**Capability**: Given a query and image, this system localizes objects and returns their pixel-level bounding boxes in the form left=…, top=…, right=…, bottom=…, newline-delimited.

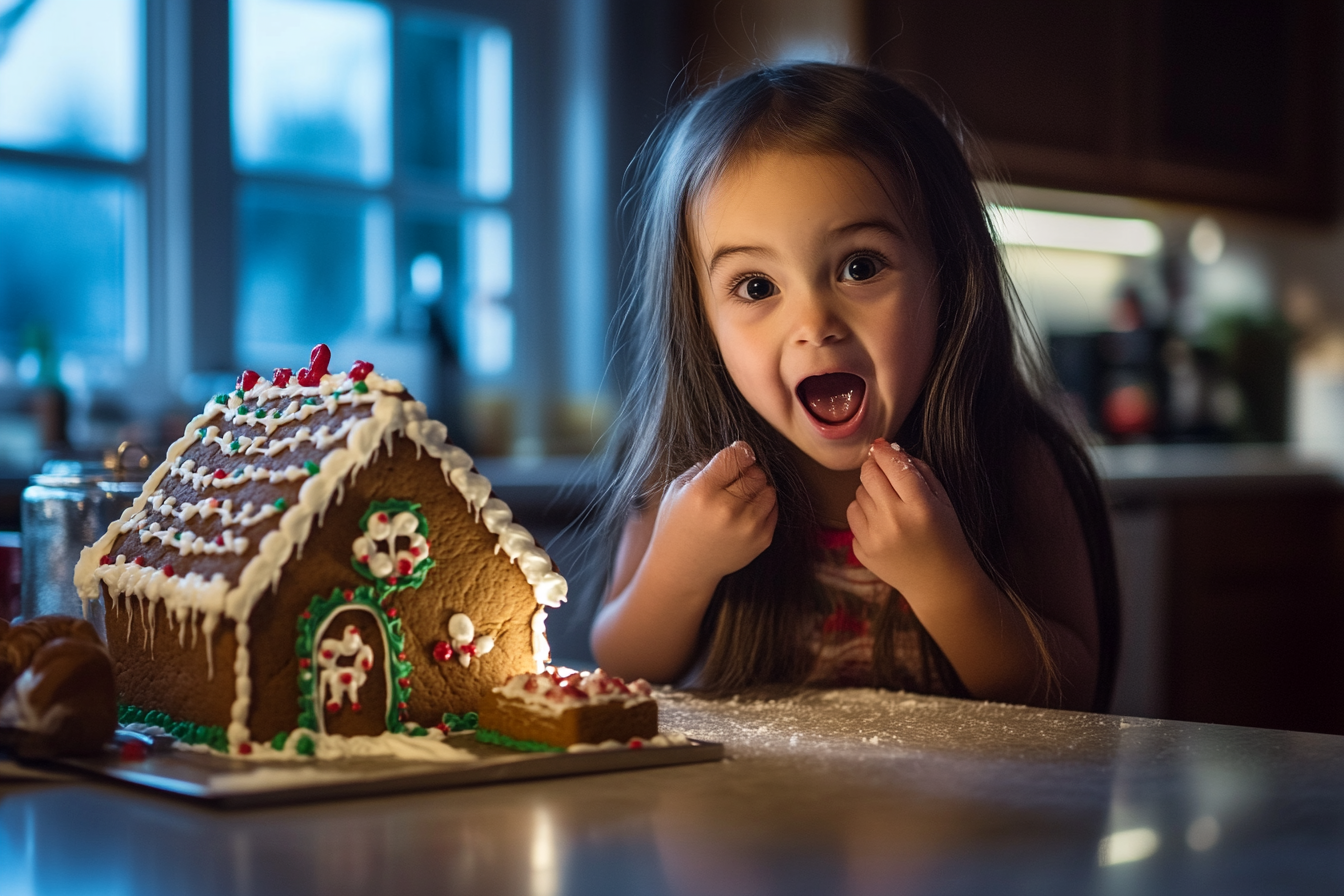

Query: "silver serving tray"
left=49, top=735, right=725, bottom=809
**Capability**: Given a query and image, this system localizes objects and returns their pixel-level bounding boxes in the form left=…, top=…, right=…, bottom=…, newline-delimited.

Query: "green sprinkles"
left=238, top=406, right=250, bottom=416
left=273, top=498, right=287, bottom=511
left=295, top=734, right=315, bottom=757
left=353, top=380, right=369, bottom=394
left=273, top=409, right=283, bottom=418
left=304, top=461, right=320, bottom=475
left=271, top=730, right=289, bottom=751
left=214, top=394, right=228, bottom=405
left=475, top=727, right=565, bottom=753
left=229, top=440, right=240, bottom=452
left=303, top=397, right=320, bottom=406
left=197, top=428, right=207, bottom=438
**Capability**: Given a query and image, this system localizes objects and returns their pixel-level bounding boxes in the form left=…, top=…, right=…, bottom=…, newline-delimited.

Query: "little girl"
left=590, top=63, right=1119, bottom=712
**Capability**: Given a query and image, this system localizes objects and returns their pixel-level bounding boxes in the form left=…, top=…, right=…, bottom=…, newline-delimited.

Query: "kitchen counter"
left=4, top=690, right=1344, bottom=895
left=1092, top=443, right=1343, bottom=501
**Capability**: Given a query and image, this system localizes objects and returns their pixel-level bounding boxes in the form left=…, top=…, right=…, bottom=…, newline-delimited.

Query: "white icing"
left=447, top=613, right=495, bottom=668
left=219, top=727, right=473, bottom=765
left=492, top=669, right=654, bottom=718
left=352, top=510, right=429, bottom=581
left=318, top=625, right=374, bottom=712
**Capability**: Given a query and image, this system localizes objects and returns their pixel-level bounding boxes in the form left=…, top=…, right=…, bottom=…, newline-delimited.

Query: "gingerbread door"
left=314, top=608, right=389, bottom=737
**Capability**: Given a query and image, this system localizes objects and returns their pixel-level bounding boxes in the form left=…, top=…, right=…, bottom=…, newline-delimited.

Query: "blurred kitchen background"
left=2, top=0, right=1343, bottom=733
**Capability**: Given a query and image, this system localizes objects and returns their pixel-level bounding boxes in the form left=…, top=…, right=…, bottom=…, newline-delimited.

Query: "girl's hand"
left=650, top=440, right=778, bottom=585
left=847, top=438, right=982, bottom=603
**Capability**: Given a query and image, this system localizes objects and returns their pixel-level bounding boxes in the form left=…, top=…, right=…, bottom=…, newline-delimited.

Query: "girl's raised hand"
left=847, top=438, right=981, bottom=603
left=650, top=440, right=778, bottom=585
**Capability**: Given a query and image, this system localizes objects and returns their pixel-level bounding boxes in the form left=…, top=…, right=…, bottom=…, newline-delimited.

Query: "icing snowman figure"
left=352, top=510, right=430, bottom=586
left=318, top=625, right=374, bottom=713
left=447, top=613, right=495, bottom=668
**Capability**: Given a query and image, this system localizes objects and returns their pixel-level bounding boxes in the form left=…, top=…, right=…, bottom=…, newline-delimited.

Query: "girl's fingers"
left=907, top=455, right=949, bottom=505
left=869, top=438, right=931, bottom=503
left=696, top=440, right=755, bottom=489
left=853, top=483, right=879, bottom=520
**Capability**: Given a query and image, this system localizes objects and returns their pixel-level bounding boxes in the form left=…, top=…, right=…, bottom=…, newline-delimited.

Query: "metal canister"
left=19, top=443, right=150, bottom=632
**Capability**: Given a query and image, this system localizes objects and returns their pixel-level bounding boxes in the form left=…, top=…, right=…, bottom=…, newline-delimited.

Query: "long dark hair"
left=595, top=63, right=1120, bottom=711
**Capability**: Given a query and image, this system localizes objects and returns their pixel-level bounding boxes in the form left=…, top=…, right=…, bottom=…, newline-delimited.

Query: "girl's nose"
left=791, top=287, right=850, bottom=346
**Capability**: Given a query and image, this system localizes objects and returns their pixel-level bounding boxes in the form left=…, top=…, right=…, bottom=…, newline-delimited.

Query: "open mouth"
left=797, top=373, right=867, bottom=426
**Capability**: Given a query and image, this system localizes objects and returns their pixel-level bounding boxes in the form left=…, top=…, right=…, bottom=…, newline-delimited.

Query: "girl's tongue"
left=798, top=373, right=866, bottom=424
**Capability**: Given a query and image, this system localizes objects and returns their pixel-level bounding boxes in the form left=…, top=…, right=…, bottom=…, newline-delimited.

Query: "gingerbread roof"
left=73, top=350, right=568, bottom=661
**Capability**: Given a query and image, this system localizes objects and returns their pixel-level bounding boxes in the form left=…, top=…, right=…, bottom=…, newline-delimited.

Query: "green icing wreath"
left=295, top=586, right=414, bottom=734
left=350, top=498, right=436, bottom=598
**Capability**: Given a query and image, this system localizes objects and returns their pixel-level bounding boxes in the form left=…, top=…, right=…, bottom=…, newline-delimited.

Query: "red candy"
left=299, top=657, right=311, bottom=668
left=213, top=469, right=225, bottom=479
left=630, top=738, right=644, bottom=750
left=398, top=677, right=410, bottom=688
left=340, top=672, right=352, bottom=684
left=321, top=649, right=333, bottom=659
left=327, top=701, right=341, bottom=712
left=133, top=556, right=144, bottom=566
left=361, top=658, right=372, bottom=670
left=238, top=742, right=253, bottom=755
left=397, top=558, right=412, bottom=575
left=432, top=641, right=453, bottom=662
left=272, top=367, right=292, bottom=387
left=119, top=740, right=149, bottom=761
left=351, top=703, right=362, bottom=712
left=343, top=589, right=354, bottom=601
left=237, top=369, right=260, bottom=391
left=350, top=359, right=374, bottom=381
left=215, top=536, right=224, bottom=546
left=99, top=554, right=110, bottom=565
left=297, top=344, right=331, bottom=387
left=163, top=565, right=175, bottom=578
left=386, top=607, right=398, bottom=618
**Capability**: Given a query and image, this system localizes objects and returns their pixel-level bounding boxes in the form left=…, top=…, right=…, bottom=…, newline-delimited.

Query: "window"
left=0, top=0, right=615, bottom=470
left=0, top=0, right=149, bottom=456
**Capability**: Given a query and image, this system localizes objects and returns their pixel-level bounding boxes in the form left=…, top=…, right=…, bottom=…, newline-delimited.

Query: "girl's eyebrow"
left=707, top=244, right=778, bottom=277
left=834, top=219, right=907, bottom=239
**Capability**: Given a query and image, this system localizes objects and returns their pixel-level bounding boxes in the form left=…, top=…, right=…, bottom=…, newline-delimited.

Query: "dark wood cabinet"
left=865, top=0, right=1339, bottom=220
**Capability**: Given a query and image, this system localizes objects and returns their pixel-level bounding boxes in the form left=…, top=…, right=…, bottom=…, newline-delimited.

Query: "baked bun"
left=0, top=617, right=117, bottom=757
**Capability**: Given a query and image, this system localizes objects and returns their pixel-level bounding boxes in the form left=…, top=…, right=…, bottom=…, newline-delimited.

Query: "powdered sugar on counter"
left=567, top=732, right=691, bottom=753
left=493, top=668, right=654, bottom=718
left=658, top=687, right=1138, bottom=766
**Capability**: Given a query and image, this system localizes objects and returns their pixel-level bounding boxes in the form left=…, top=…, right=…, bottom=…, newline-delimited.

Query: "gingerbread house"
left=74, top=345, right=566, bottom=753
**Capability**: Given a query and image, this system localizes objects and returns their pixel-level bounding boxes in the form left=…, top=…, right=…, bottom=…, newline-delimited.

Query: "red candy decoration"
left=99, top=554, right=110, bottom=565
left=386, top=576, right=398, bottom=586
left=461, top=643, right=477, bottom=657
left=630, top=738, right=644, bottom=750
left=340, top=672, right=353, bottom=684
left=120, top=740, right=149, bottom=761
left=213, top=469, right=226, bottom=479
left=343, top=589, right=354, bottom=601
left=398, top=677, right=410, bottom=688
left=215, top=536, right=224, bottom=546
left=297, top=344, right=331, bottom=387
left=238, top=742, right=253, bottom=755
left=272, top=367, right=292, bottom=387
left=350, top=359, right=374, bottom=381
left=432, top=641, right=453, bottom=662
left=299, top=657, right=311, bottom=668
left=237, top=369, right=260, bottom=391
left=133, top=556, right=144, bottom=566
left=387, top=607, right=398, bottom=618
left=321, top=649, right=333, bottom=659
left=397, top=558, right=412, bottom=575
left=163, top=565, right=175, bottom=578
left=352, top=703, right=362, bottom=713
left=397, top=652, right=407, bottom=661
left=327, top=701, right=341, bottom=712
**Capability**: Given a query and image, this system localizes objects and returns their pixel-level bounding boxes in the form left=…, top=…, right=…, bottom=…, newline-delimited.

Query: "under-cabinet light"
left=989, top=206, right=1164, bottom=257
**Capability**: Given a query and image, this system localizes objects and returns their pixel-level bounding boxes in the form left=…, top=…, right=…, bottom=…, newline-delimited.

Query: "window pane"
left=398, top=14, right=511, bottom=198
left=232, top=0, right=391, bottom=185
left=0, top=0, right=144, bottom=161
left=235, top=185, right=388, bottom=368
left=0, top=165, right=144, bottom=382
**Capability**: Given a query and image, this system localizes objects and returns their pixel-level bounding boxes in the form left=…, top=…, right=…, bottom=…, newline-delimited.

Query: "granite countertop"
left=4, top=691, right=1344, bottom=895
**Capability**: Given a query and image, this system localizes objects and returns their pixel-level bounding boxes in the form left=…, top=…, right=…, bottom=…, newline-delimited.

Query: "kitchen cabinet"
left=1103, top=445, right=1344, bottom=734
left=865, top=0, right=1339, bottom=220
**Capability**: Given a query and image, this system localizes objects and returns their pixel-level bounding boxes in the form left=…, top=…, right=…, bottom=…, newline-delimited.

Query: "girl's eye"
left=734, top=276, right=777, bottom=301
left=842, top=255, right=883, bottom=282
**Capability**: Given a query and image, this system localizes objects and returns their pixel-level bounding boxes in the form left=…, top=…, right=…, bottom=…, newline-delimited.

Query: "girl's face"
left=691, top=151, right=940, bottom=472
